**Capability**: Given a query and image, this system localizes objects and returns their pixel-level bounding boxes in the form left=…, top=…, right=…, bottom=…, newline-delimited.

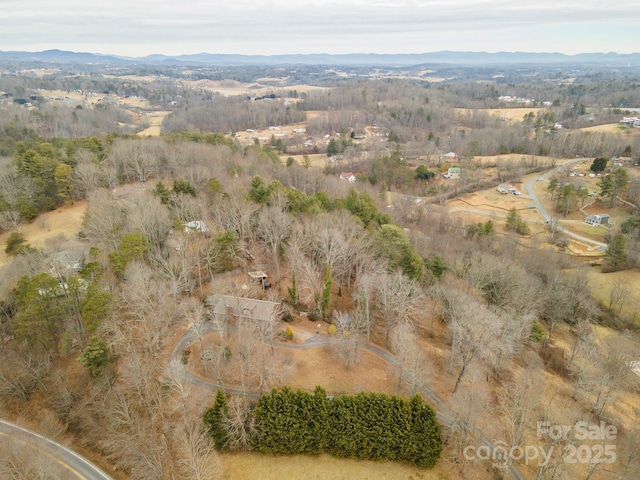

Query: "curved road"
left=0, top=420, right=113, bottom=480
left=174, top=323, right=525, bottom=480
left=524, top=159, right=607, bottom=250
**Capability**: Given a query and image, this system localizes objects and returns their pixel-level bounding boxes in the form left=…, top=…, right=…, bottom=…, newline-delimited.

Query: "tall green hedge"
left=248, top=386, right=441, bottom=468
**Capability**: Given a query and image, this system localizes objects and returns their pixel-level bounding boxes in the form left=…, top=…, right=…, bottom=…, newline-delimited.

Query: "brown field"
left=455, top=107, right=544, bottom=120
left=137, top=110, right=170, bottom=137
left=0, top=201, right=87, bottom=269
left=181, top=79, right=327, bottom=97
left=580, top=123, right=640, bottom=136
left=586, top=268, right=640, bottom=325
left=102, top=74, right=159, bottom=83
left=188, top=318, right=397, bottom=396
left=220, top=451, right=449, bottom=480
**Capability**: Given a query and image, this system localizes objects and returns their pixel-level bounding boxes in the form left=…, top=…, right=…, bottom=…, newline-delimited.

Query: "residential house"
left=440, top=152, right=458, bottom=162
left=497, top=183, right=516, bottom=194
left=206, top=295, right=281, bottom=326
left=445, top=166, right=461, bottom=179
left=339, top=172, right=357, bottom=183
left=585, top=214, right=610, bottom=226
left=621, top=116, right=640, bottom=127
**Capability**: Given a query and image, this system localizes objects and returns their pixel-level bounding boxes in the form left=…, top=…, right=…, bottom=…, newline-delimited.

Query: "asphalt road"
left=0, top=420, right=113, bottom=480
left=524, top=159, right=607, bottom=250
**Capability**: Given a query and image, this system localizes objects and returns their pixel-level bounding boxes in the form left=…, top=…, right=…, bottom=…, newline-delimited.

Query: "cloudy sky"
left=1, top=0, right=639, bottom=57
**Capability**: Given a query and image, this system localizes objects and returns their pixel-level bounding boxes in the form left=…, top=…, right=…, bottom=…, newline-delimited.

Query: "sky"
left=1, top=0, right=639, bottom=57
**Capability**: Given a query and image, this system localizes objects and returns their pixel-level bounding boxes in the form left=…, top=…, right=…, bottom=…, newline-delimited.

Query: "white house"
left=339, top=172, right=357, bottom=183
left=440, top=152, right=458, bottom=162
left=498, top=183, right=517, bottom=194
left=585, top=214, right=610, bottom=226
left=446, top=166, right=461, bottom=179
left=621, top=117, right=640, bottom=127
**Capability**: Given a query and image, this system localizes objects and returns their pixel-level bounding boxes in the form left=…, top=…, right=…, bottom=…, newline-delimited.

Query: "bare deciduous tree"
left=332, top=310, right=360, bottom=369
left=441, top=289, right=501, bottom=392
left=176, top=419, right=222, bottom=480
left=376, top=270, right=424, bottom=348
left=391, top=322, right=430, bottom=394
left=257, top=206, right=292, bottom=283
left=497, top=353, right=543, bottom=479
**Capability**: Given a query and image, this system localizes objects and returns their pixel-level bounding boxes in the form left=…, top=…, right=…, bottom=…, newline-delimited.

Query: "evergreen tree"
left=251, top=387, right=442, bottom=467
left=203, top=389, right=230, bottom=450
left=172, top=178, right=197, bottom=196
left=590, top=157, right=607, bottom=172
left=108, top=232, right=151, bottom=278
left=604, top=233, right=628, bottom=271
left=249, top=176, right=270, bottom=204
left=153, top=181, right=171, bottom=204
left=4, top=231, right=29, bottom=255
left=14, top=273, right=71, bottom=354
left=288, top=272, right=298, bottom=306
left=78, top=337, right=109, bottom=377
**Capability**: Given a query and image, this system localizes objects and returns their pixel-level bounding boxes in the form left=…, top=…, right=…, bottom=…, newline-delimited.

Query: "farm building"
left=206, top=295, right=281, bottom=326
left=585, top=214, right=610, bottom=226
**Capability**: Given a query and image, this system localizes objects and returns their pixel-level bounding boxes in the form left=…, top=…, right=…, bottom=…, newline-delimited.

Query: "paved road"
left=524, top=159, right=607, bottom=250
left=0, top=420, right=113, bottom=480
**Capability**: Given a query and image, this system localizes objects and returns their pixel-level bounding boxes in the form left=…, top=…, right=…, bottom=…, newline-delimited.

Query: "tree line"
left=204, top=387, right=442, bottom=468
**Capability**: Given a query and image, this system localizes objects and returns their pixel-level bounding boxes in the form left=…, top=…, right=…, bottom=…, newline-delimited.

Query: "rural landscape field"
left=0, top=51, right=639, bottom=480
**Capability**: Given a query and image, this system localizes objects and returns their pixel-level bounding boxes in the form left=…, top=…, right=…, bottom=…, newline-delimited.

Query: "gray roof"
left=206, top=295, right=280, bottom=323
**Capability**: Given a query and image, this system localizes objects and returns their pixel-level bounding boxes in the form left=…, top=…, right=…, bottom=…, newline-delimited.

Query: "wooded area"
left=0, top=60, right=639, bottom=480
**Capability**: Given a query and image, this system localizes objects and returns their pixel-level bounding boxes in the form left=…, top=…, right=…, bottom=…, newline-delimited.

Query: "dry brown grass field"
left=0, top=201, right=87, bottom=269
left=220, top=451, right=450, bottom=480
left=182, top=79, right=327, bottom=97
left=136, top=110, right=170, bottom=137
left=586, top=269, right=640, bottom=325
left=580, top=123, right=640, bottom=136
left=455, top=107, right=544, bottom=121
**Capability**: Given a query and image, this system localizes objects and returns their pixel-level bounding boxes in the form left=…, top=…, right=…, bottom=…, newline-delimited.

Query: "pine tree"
left=288, top=272, right=298, bottom=306
left=203, top=389, right=230, bottom=450
left=78, top=337, right=109, bottom=377
left=604, top=233, right=628, bottom=271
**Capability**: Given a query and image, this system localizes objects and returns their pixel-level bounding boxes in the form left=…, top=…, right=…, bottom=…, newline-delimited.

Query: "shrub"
left=285, top=326, right=294, bottom=341
left=531, top=321, right=545, bottom=343
left=5, top=232, right=28, bottom=255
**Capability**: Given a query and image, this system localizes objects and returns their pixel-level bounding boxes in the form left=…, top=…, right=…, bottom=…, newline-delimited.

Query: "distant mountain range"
left=1, top=49, right=639, bottom=67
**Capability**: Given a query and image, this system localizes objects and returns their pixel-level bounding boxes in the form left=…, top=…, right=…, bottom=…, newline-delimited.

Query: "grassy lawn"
left=586, top=268, right=640, bottom=326
left=564, top=221, right=609, bottom=243
left=219, top=452, right=449, bottom=480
